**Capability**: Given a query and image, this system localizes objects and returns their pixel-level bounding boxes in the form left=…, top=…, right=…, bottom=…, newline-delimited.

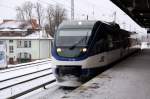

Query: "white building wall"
left=39, top=39, right=51, bottom=59
left=31, top=39, right=51, bottom=59
left=13, top=40, right=17, bottom=62
left=31, top=40, right=40, bottom=59
left=5, top=40, right=17, bottom=62
left=4, top=39, right=51, bottom=63
left=15, top=41, right=32, bottom=59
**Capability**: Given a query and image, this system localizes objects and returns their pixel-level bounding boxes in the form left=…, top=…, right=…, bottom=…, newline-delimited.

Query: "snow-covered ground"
left=0, top=59, right=54, bottom=99
left=26, top=85, right=75, bottom=99
left=0, top=62, right=51, bottom=81
left=8, top=58, right=51, bottom=68
left=0, top=74, right=55, bottom=99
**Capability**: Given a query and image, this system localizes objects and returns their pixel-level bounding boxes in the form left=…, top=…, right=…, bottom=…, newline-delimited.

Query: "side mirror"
left=147, top=28, right=150, bottom=34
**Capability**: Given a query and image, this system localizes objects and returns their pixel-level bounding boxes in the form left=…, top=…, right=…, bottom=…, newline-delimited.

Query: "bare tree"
left=46, top=5, right=55, bottom=36
left=46, top=5, right=67, bottom=37
left=16, top=6, right=25, bottom=20
left=35, top=2, right=44, bottom=28
left=16, top=2, right=67, bottom=37
left=23, top=1, right=34, bottom=23
left=16, top=1, right=34, bottom=22
left=54, top=5, right=66, bottom=29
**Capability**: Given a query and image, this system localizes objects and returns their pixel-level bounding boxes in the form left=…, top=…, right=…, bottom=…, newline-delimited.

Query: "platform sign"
left=0, top=41, right=7, bottom=68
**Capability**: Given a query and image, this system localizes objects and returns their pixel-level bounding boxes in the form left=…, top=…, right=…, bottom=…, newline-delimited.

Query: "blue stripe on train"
left=81, top=66, right=107, bottom=77
left=51, top=48, right=89, bottom=61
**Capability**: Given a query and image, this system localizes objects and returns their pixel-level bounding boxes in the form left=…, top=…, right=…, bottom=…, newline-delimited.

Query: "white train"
left=51, top=20, right=140, bottom=87
left=0, top=41, right=7, bottom=68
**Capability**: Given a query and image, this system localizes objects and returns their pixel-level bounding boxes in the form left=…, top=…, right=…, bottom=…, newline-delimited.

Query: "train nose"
left=54, top=65, right=82, bottom=76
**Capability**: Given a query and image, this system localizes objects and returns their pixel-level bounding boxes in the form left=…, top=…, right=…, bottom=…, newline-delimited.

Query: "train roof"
left=58, top=20, right=96, bottom=29
left=58, top=20, right=119, bottom=29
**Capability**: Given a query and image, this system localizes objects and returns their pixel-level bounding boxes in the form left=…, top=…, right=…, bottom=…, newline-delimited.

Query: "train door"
left=107, top=33, right=121, bottom=64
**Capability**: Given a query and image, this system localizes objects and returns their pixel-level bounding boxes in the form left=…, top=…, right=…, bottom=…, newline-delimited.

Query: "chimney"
left=0, top=19, right=3, bottom=24
left=30, top=19, right=39, bottom=29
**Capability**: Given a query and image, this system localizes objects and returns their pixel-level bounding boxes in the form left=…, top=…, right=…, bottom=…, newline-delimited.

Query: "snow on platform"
left=58, top=49, right=150, bottom=99
left=25, top=84, right=73, bottom=99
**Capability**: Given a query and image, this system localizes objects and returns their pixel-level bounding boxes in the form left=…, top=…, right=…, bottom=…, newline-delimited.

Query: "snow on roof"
left=0, top=20, right=3, bottom=24
left=0, top=20, right=32, bottom=29
left=0, top=30, right=53, bottom=40
left=0, top=28, right=27, bottom=32
left=0, top=21, right=22, bottom=29
left=25, top=30, right=53, bottom=39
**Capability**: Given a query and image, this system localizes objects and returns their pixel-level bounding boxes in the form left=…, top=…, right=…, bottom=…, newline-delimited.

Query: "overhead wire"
left=38, top=0, right=88, bottom=20
left=47, top=0, right=88, bottom=13
left=0, top=0, right=99, bottom=20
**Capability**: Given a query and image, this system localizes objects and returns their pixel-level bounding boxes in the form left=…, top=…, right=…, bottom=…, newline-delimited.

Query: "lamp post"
left=71, top=0, right=74, bottom=20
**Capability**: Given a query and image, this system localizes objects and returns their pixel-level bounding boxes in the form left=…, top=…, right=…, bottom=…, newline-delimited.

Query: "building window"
left=24, top=41, right=31, bottom=48
left=17, top=40, right=22, bottom=48
left=24, top=41, right=28, bottom=47
left=19, top=53, right=22, bottom=58
left=24, top=53, right=28, bottom=59
left=9, top=40, right=13, bottom=43
left=0, top=41, right=3, bottom=44
left=29, top=41, right=31, bottom=47
left=17, top=40, right=31, bottom=48
left=9, top=46, right=14, bottom=53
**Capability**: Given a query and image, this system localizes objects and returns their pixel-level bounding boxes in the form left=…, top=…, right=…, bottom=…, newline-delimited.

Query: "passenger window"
left=91, top=38, right=107, bottom=55
left=107, top=35, right=113, bottom=50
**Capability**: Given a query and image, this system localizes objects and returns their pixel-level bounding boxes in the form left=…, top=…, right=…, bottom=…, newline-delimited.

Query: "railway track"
left=0, top=59, right=51, bottom=74
left=0, top=60, right=56, bottom=99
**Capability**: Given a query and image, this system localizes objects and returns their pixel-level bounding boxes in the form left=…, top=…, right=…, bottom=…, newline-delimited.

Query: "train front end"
left=52, top=21, right=95, bottom=87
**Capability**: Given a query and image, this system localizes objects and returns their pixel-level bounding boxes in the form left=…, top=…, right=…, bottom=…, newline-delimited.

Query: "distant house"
left=0, top=19, right=53, bottom=64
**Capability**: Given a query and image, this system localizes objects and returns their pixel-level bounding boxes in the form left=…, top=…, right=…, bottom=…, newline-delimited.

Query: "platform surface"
left=60, top=49, right=150, bottom=99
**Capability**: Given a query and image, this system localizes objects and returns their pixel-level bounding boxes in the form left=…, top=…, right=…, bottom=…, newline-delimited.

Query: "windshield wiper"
left=69, top=32, right=89, bottom=50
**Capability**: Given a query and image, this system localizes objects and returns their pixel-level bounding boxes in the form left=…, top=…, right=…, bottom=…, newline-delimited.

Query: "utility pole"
left=92, top=6, right=95, bottom=19
left=71, top=0, right=74, bottom=20
left=87, top=15, right=89, bottom=20
left=122, top=22, right=126, bottom=29
left=113, top=11, right=116, bottom=23
left=130, top=24, right=132, bottom=31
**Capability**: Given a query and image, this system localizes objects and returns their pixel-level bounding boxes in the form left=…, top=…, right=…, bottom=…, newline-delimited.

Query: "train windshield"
left=56, top=29, right=92, bottom=47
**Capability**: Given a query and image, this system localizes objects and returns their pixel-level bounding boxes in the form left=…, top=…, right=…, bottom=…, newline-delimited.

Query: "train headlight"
left=78, top=21, right=82, bottom=25
left=57, top=48, right=62, bottom=52
left=82, top=48, right=87, bottom=52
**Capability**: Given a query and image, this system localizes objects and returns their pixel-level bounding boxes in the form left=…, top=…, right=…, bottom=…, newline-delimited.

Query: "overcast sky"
left=0, top=0, right=147, bottom=34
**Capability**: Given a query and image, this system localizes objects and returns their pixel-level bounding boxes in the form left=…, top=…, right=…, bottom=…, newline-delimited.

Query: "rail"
left=0, top=59, right=55, bottom=99
left=0, top=60, right=51, bottom=74
left=7, top=79, right=56, bottom=99
left=0, top=73, right=52, bottom=90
